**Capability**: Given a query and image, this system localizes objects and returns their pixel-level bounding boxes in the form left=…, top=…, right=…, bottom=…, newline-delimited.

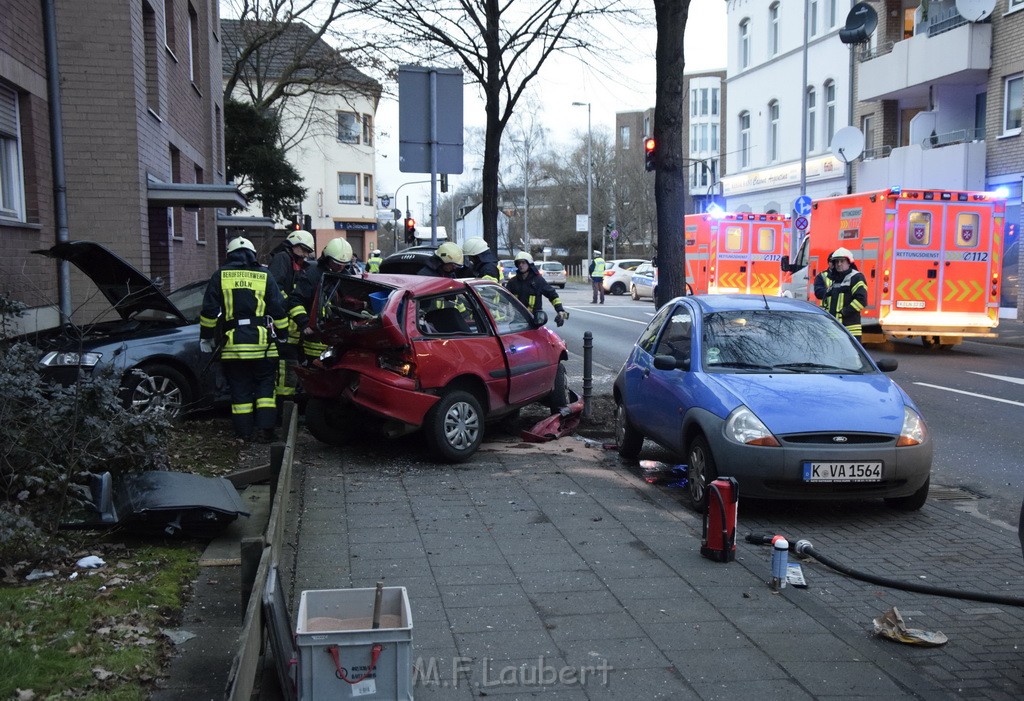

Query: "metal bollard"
left=582, top=331, right=593, bottom=418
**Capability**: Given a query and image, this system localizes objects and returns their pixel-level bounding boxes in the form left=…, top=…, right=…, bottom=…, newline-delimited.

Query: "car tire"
left=630, top=285, right=639, bottom=301
left=610, top=281, right=627, bottom=295
left=884, top=477, right=929, bottom=511
left=558, top=283, right=566, bottom=289
left=121, top=363, right=192, bottom=418
left=547, top=361, right=569, bottom=411
left=423, top=389, right=484, bottom=463
left=615, top=401, right=644, bottom=459
left=686, top=434, right=718, bottom=513
left=304, top=397, right=355, bottom=446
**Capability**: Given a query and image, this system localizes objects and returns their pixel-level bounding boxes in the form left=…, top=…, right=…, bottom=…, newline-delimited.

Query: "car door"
left=622, top=303, right=677, bottom=438
left=640, top=304, right=695, bottom=451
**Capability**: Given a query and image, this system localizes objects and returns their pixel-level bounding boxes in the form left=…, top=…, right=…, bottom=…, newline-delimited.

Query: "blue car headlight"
left=897, top=406, right=927, bottom=447
left=724, top=405, right=780, bottom=447
left=40, top=351, right=102, bottom=368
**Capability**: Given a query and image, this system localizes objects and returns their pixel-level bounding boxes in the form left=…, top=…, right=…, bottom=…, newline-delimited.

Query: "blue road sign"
left=794, top=195, right=812, bottom=217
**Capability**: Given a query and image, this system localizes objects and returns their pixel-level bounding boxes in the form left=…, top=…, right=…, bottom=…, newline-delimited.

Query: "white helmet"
left=227, top=237, right=256, bottom=254
left=462, top=237, right=489, bottom=257
left=829, top=247, right=853, bottom=262
left=513, top=250, right=534, bottom=265
left=371, top=249, right=382, bottom=256
left=323, top=237, right=354, bottom=264
left=286, top=230, right=315, bottom=253
left=593, top=250, right=602, bottom=257
left=436, top=242, right=464, bottom=265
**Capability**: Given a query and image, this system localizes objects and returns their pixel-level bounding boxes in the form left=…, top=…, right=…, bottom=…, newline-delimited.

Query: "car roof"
left=355, top=273, right=480, bottom=296
left=681, top=293, right=824, bottom=315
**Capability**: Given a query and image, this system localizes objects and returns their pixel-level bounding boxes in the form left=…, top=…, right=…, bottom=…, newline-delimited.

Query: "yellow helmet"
left=323, top=238, right=353, bottom=264
left=513, top=250, right=534, bottom=265
left=829, top=247, right=854, bottom=262
left=227, top=237, right=256, bottom=254
left=436, top=242, right=464, bottom=265
left=462, top=237, right=489, bottom=257
left=286, top=230, right=315, bottom=253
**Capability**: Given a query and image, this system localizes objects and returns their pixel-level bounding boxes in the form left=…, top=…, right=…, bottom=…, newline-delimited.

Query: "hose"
left=745, top=533, right=1024, bottom=607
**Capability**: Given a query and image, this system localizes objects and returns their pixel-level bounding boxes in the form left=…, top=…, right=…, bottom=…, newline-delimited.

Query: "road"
left=548, top=281, right=1024, bottom=528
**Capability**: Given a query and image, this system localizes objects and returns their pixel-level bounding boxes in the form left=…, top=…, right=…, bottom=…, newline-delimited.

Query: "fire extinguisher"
left=700, top=477, right=739, bottom=562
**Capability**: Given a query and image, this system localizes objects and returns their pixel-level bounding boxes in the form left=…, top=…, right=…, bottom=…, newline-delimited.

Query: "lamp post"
left=572, top=101, right=593, bottom=263
left=512, top=139, right=530, bottom=252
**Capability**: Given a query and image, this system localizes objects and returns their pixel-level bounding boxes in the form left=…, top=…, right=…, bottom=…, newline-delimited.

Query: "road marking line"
left=913, top=382, right=1024, bottom=407
left=967, top=371, right=1024, bottom=386
left=564, top=307, right=648, bottom=325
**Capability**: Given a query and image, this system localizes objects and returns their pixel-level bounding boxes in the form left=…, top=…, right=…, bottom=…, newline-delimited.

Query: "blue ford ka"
left=613, top=295, right=932, bottom=512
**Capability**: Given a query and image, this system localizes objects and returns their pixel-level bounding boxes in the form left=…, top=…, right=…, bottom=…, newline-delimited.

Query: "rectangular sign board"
left=398, top=65, right=464, bottom=174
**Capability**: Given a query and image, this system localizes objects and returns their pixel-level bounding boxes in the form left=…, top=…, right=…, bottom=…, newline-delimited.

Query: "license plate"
left=803, top=461, right=882, bottom=482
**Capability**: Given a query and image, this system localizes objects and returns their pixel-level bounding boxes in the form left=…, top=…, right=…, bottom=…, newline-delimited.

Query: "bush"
left=0, top=330, right=173, bottom=565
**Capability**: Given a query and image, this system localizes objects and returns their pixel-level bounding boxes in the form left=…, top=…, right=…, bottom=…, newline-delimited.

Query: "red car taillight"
left=378, top=351, right=415, bottom=377
left=603, top=270, right=615, bottom=277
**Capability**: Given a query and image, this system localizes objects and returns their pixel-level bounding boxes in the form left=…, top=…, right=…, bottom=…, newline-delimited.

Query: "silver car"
left=537, top=261, right=567, bottom=289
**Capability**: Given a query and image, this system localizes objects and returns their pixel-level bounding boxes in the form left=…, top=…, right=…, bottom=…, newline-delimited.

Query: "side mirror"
left=876, top=358, right=898, bottom=372
left=534, top=311, right=548, bottom=327
left=780, top=255, right=791, bottom=273
left=653, top=354, right=689, bottom=372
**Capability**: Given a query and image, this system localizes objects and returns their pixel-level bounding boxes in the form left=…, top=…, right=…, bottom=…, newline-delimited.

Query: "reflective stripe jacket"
left=589, top=257, right=606, bottom=278
left=506, top=267, right=565, bottom=315
left=366, top=255, right=383, bottom=273
left=200, top=259, right=288, bottom=360
left=814, top=266, right=868, bottom=336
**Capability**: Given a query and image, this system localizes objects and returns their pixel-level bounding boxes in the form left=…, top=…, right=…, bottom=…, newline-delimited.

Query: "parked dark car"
left=614, top=294, right=932, bottom=512
left=296, top=272, right=568, bottom=462
left=13, top=241, right=225, bottom=417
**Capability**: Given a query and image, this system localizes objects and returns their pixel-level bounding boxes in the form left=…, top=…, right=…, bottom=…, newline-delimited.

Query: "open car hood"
left=34, top=241, right=188, bottom=323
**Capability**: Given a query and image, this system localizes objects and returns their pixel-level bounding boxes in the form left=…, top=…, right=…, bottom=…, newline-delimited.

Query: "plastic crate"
left=295, top=586, right=413, bottom=700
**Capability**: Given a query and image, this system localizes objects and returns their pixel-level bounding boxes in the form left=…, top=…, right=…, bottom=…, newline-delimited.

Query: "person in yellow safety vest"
left=199, top=237, right=289, bottom=443
left=506, top=251, right=568, bottom=327
left=814, top=246, right=868, bottom=339
left=366, top=249, right=384, bottom=273
left=288, top=238, right=358, bottom=364
left=589, top=250, right=606, bottom=304
left=461, top=237, right=500, bottom=282
left=268, top=230, right=315, bottom=401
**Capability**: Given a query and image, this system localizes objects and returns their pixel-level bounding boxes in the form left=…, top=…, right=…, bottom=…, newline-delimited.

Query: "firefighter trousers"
left=224, top=358, right=277, bottom=439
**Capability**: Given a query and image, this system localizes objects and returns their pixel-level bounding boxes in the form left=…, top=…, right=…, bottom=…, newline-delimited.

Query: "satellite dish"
left=956, top=0, right=995, bottom=21
left=831, top=126, right=865, bottom=163
left=839, top=2, right=878, bottom=44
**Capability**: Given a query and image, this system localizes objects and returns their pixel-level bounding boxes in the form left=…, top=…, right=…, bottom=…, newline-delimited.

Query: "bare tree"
left=652, top=0, right=690, bottom=306
left=352, top=0, right=639, bottom=250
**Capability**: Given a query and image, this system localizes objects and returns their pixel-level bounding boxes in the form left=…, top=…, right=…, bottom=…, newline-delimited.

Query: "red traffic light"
left=404, top=217, right=416, bottom=231
left=644, top=137, right=656, bottom=172
left=644, top=137, right=656, bottom=153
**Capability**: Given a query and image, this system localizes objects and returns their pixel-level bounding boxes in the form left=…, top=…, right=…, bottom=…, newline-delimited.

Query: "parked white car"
left=537, top=261, right=567, bottom=289
left=601, top=258, right=649, bottom=295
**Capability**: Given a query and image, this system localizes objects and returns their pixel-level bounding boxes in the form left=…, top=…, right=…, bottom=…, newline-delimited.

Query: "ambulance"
left=684, top=212, right=791, bottom=295
left=781, top=188, right=1004, bottom=348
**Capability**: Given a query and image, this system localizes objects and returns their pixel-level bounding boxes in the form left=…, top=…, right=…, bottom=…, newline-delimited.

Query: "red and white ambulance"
left=684, top=212, right=791, bottom=295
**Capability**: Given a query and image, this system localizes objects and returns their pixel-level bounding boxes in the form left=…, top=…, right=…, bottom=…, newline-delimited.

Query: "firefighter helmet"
left=323, top=237, right=353, bottom=264
left=435, top=242, right=464, bottom=265
left=513, top=250, right=534, bottom=265
left=227, top=237, right=256, bottom=254
left=286, top=230, right=315, bottom=253
left=462, top=237, right=489, bottom=257
left=829, top=247, right=853, bottom=263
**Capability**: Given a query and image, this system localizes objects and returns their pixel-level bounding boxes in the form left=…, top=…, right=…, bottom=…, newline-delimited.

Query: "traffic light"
left=404, top=217, right=416, bottom=244
left=303, top=214, right=313, bottom=232
left=644, top=137, right=656, bottom=172
left=290, top=215, right=301, bottom=230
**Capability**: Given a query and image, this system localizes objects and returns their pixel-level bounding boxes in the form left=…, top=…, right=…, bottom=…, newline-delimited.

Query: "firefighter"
left=417, top=241, right=464, bottom=278
left=199, top=237, right=289, bottom=442
left=589, top=250, right=607, bottom=304
left=814, top=246, right=868, bottom=338
left=506, top=251, right=568, bottom=327
left=461, top=237, right=500, bottom=282
left=267, top=230, right=315, bottom=402
left=366, top=249, right=384, bottom=273
left=288, top=237, right=358, bottom=364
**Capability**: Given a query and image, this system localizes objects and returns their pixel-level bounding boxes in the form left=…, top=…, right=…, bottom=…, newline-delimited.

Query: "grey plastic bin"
left=296, top=586, right=413, bottom=700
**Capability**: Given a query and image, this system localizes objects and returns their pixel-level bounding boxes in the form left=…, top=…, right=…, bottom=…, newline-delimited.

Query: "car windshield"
left=543, top=263, right=564, bottom=271
left=701, top=310, right=872, bottom=374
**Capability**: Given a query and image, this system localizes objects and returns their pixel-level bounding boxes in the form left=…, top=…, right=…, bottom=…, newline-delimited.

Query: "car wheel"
left=630, top=285, right=639, bottom=301
left=304, top=397, right=355, bottom=446
left=122, top=363, right=192, bottom=418
left=610, top=281, right=627, bottom=295
left=558, top=283, right=566, bottom=289
left=686, top=435, right=718, bottom=513
left=547, top=361, right=569, bottom=410
left=615, top=401, right=644, bottom=459
left=424, top=389, right=483, bottom=462
left=884, top=477, right=929, bottom=511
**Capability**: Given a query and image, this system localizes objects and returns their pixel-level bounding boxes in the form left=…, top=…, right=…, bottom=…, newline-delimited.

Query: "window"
left=806, top=87, right=817, bottom=153
left=769, top=3, right=780, bottom=56
left=768, top=100, right=780, bottom=163
left=418, top=294, right=483, bottom=335
left=711, top=124, right=719, bottom=151
left=691, top=90, right=697, bottom=117
left=187, top=3, right=198, bottom=84
left=362, top=114, right=373, bottom=146
left=809, top=0, right=819, bottom=37
left=757, top=227, right=776, bottom=253
left=0, top=84, right=25, bottom=221
left=637, top=304, right=674, bottom=354
left=363, top=174, right=372, bottom=204
left=739, top=19, right=750, bottom=69
left=711, top=88, right=719, bottom=116
left=825, top=80, right=836, bottom=146
left=956, top=213, right=980, bottom=248
left=724, top=225, right=744, bottom=252
left=143, top=1, right=160, bottom=114
left=1004, top=74, right=1022, bottom=134
left=620, top=125, right=631, bottom=149
left=477, top=286, right=530, bottom=336
left=337, top=112, right=359, bottom=143
left=700, top=124, right=708, bottom=152
left=690, top=125, right=698, bottom=153
left=861, top=115, right=874, bottom=154
left=825, top=0, right=837, bottom=28
left=194, top=164, right=205, bottom=243
left=654, top=308, right=693, bottom=365
left=1011, top=0, right=1024, bottom=13
left=338, top=172, right=359, bottom=204
left=163, top=0, right=176, bottom=52
left=700, top=88, right=709, bottom=116
left=907, top=212, right=931, bottom=247
left=739, top=111, right=751, bottom=168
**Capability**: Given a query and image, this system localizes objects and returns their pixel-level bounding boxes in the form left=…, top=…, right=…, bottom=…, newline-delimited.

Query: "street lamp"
left=512, top=139, right=530, bottom=252
left=572, top=101, right=592, bottom=263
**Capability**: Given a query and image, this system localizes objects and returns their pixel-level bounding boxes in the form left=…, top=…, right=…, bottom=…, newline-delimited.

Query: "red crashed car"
left=296, top=272, right=568, bottom=462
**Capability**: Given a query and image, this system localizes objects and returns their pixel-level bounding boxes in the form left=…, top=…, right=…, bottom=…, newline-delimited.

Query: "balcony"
left=857, top=137, right=987, bottom=192
left=858, top=22, right=991, bottom=102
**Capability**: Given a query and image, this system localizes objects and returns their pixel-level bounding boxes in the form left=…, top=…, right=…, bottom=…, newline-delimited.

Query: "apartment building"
left=1, top=0, right=238, bottom=329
